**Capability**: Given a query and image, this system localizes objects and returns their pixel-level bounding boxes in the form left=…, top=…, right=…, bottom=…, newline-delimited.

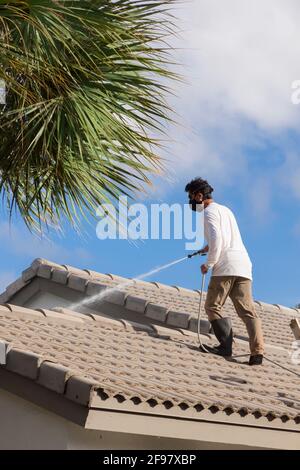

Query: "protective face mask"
left=189, top=198, right=204, bottom=213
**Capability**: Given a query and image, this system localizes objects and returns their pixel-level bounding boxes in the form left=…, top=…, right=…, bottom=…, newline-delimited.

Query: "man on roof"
left=186, top=177, right=265, bottom=366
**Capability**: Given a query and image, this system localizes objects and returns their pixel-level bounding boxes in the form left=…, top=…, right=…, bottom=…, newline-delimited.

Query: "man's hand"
left=201, top=264, right=209, bottom=274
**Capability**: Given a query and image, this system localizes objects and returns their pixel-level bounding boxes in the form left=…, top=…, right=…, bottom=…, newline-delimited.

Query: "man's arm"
left=201, top=211, right=222, bottom=273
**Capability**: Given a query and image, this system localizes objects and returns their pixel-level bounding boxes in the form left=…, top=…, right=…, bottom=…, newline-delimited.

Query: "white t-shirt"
left=204, top=202, right=252, bottom=280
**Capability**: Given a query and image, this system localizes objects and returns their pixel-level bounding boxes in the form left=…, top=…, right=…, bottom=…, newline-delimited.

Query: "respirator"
left=189, top=198, right=204, bottom=213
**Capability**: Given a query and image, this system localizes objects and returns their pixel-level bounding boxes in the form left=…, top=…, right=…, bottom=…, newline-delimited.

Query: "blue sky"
left=2, top=0, right=300, bottom=308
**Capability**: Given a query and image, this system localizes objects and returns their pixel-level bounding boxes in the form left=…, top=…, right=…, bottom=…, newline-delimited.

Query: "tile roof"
left=2, top=258, right=299, bottom=350
left=0, top=259, right=299, bottom=429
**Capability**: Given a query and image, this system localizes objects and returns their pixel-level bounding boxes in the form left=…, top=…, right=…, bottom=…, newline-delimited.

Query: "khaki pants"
left=205, top=276, right=264, bottom=355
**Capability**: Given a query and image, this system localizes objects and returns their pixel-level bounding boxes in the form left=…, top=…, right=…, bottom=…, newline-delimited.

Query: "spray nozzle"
left=187, top=250, right=207, bottom=259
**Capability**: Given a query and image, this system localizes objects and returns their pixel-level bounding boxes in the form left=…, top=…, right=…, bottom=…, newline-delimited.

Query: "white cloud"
left=172, top=0, right=300, bottom=128
left=155, top=0, right=300, bottom=208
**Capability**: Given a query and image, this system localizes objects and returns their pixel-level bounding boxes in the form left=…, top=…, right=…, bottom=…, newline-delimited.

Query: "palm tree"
left=0, top=0, right=178, bottom=231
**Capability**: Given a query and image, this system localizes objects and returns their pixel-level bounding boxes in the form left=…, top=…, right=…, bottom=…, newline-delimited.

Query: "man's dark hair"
left=185, top=178, right=214, bottom=199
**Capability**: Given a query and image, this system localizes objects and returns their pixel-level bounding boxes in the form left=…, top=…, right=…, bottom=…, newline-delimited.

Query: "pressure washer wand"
left=187, top=250, right=207, bottom=259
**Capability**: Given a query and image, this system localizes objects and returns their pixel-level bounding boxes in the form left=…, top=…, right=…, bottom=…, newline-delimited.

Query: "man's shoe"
left=249, top=354, right=263, bottom=366
left=200, top=318, right=233, bottom=357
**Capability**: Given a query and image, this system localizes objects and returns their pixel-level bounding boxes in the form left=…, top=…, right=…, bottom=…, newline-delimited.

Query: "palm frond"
left=0, top=0, right=179, bottom=231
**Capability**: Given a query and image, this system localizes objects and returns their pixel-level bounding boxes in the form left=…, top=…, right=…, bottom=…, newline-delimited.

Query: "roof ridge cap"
left=256, top=300, right=300, bottom=315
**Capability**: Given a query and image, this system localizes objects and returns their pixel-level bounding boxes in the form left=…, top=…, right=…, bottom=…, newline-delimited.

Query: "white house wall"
left=0, top=388, right=260, bottom=449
